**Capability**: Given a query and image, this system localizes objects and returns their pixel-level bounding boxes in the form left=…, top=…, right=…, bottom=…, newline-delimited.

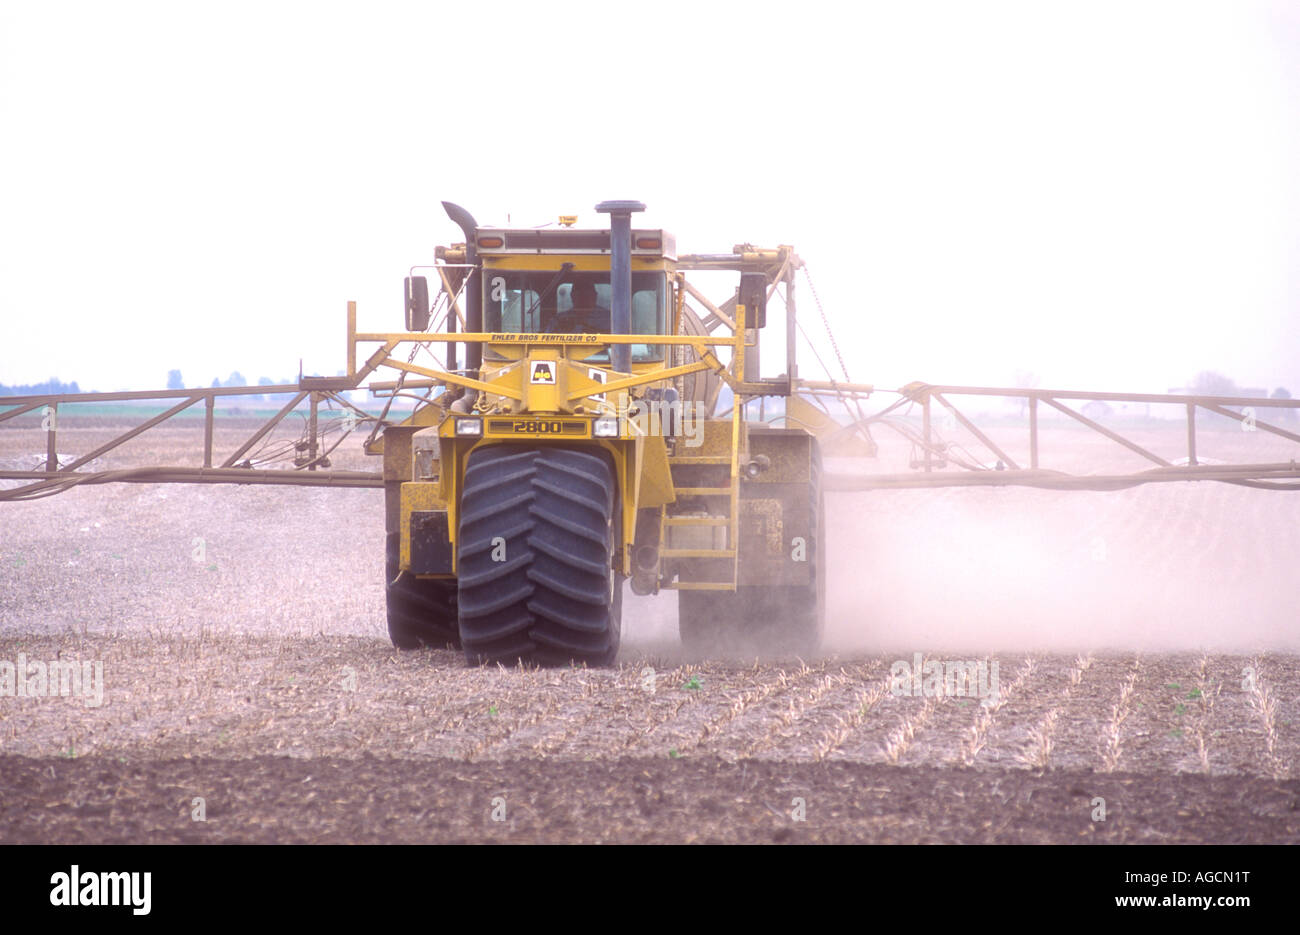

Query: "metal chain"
left=802, top=266, right=851, bottom=382
left=796, top=264, right=877, bottom=437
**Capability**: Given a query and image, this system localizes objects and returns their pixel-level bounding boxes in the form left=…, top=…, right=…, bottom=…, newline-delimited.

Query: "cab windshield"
left=483, top=270, right=666, bottom=363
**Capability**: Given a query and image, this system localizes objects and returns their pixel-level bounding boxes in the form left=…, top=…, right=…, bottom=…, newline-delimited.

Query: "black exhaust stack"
left=595, top=200, right=645, bottom=373
left=442, top=201, right=482, bottom=378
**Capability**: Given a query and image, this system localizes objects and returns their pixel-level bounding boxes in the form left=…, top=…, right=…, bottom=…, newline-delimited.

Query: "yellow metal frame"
left=657, top=303, right=746, bottom=591
left=358, top=242, right=775, bottom=595
left=348, top=329, right=750, bottom=401
left=366, top=284, right=753, bottom=588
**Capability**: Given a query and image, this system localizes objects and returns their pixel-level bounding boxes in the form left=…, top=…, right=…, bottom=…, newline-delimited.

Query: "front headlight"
left=593, top=415, right=619, bottom=438
left=454, top=418, right=482, bottom=437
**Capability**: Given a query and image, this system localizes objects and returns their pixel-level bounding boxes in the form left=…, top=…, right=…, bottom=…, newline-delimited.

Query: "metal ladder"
left=659, top=397, right=742, bottom=591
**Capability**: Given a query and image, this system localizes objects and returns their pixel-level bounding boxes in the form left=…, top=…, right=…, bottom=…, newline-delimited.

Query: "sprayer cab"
left=474, top=220, right=673, bottom=365
left=409, top=204, right=680, bottom=381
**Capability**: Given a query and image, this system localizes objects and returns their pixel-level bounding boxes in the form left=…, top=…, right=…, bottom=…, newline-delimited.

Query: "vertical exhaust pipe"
left=441, top=201, right=482, bottom=378
left=595, top=200, right=645, bottom=374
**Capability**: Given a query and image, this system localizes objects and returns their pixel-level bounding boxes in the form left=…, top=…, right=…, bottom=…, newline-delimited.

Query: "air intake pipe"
left=441, top=201, right=482, bottom=378
left=595, top=200, right=645, bottom=374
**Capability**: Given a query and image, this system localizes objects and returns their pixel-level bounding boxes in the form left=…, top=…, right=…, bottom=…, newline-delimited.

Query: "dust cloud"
left=825, top=481, right=1300, bottom=656
left=624, top=465, right=1300, bottom=660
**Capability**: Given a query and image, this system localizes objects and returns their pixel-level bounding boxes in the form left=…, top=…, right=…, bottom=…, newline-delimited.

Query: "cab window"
left=483, top=271, right=666, bottom=362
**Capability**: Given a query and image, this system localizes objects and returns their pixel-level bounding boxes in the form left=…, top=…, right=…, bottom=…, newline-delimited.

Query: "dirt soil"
left=1, top=419, right=1297, bottom=843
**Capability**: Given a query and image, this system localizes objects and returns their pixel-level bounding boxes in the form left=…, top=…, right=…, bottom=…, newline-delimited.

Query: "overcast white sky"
left=1, top=0, right=1297, bottom=397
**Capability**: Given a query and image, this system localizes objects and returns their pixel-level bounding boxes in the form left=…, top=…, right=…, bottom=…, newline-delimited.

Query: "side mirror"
left=738, top=272, right=767, bottom=328
left=405, top=276, right=430, bottom=331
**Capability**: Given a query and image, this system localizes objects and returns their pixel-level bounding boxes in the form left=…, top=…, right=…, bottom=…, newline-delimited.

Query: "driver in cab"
left=550, top=281, right=609, bottom=333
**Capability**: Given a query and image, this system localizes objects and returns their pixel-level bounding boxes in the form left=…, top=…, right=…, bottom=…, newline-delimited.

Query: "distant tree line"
left=1188, top=371, right=1294, bottom=423
left=2, top=370, right=351, bottom=401
left=189, top=370, right=345, bottom=394
left=0, top=377, right=83, bottom=396
left=164, top=370, right=298, bottom=400
left=1189, top=370, right=1291, bottom=401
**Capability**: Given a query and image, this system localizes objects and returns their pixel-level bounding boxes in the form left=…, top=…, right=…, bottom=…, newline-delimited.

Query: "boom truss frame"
left=3, top=255, right=1298, bottom=498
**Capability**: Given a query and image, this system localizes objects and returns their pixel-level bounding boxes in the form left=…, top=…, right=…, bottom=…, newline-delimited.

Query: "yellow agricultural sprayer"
left=3, top=200, right=1298, bottom=666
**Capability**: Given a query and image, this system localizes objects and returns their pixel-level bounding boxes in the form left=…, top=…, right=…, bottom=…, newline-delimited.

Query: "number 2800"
left=513, top=420, right=562, bottom=433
